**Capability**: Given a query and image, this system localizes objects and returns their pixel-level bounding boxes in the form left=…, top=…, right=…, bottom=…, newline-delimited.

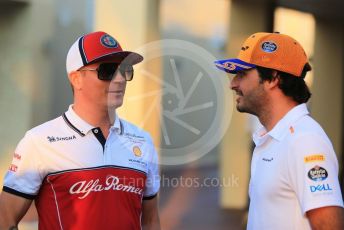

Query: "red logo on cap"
left=100, top=34, right=118, bottom=48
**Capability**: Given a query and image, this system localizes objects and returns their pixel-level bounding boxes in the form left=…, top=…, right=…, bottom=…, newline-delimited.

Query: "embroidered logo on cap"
left=224, top=62, right=237, bottom=71
left=261, top=41, right=277, bottom=53
left=100, top=34, right=118, bottom=48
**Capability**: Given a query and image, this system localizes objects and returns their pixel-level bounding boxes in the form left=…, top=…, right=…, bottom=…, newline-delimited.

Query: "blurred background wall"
left=0, top=0, right=343, bottom=229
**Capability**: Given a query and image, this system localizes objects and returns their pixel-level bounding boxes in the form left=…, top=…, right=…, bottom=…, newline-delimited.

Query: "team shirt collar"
left=112, top=113, right=122, bottom=134
left=64, top=105, right=122, bottom=136
left=253, top=103, right=309, bottom=146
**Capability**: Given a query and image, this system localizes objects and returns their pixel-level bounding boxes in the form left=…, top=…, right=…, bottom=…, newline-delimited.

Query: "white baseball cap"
left=66, top=31, right=143, bottom=74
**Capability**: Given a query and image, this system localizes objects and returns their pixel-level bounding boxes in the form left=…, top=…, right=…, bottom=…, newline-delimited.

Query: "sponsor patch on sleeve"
left=304, top=154, right=325, bottom=163
left=308, top=165, right=328, bottom=181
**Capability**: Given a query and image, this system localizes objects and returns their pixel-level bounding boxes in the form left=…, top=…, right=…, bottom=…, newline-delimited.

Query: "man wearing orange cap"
left=0, top=31, right=160, bottom=230
left=215, top=32, right=344, bottom=229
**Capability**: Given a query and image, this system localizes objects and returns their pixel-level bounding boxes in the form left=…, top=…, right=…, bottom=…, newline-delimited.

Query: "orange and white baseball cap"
left=66, top=31, right=143, bottom=74
left=214, top=32, right=311, bottom=77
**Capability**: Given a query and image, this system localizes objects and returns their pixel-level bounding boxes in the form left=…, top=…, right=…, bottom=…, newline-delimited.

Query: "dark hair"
left=256, top=64, right=312, bottom=104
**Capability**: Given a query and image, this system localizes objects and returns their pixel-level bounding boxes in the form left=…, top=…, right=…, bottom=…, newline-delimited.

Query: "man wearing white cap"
left=0, top=31, right=160, bottom=230
left=215, top=32, right=344, bottom=229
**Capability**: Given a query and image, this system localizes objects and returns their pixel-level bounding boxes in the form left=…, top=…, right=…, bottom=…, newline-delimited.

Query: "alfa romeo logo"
left=100, top=34, right=118, bottom=48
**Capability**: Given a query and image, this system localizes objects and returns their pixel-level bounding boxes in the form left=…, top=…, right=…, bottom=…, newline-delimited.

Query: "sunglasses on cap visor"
left=78, top=63, right=134, bottom=81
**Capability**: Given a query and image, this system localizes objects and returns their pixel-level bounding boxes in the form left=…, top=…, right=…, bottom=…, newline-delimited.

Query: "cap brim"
left=90, top=51, right=144, bottom=65
left=214, top=59, right=256, bottom=74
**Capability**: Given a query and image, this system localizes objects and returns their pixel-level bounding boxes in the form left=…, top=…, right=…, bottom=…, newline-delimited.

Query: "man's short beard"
left=236, top=104, right=258, bottom=116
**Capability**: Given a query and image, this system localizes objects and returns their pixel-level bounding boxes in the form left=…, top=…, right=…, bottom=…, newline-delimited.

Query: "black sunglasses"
left=79, top=63, right=134, bottom=81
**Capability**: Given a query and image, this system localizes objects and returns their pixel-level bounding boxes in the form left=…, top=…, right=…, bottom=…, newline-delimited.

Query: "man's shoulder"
left=28, top=115, right=64, bottom=136
left=287, top=115, right=333, bottom=149
left=292, top=115, right=327, bottom=137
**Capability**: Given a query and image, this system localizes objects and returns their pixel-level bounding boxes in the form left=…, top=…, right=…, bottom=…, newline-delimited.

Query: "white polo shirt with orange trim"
left=247, top=103, right=343, bottom=230
left=3, top=105, right=160, bottom=230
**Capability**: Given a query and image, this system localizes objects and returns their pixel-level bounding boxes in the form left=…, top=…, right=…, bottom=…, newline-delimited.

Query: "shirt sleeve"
left=287, top=133, right=344, bottom=214
left=3, top=131, right=43, bottom=199
left=143, top=135, right=160, bottom=199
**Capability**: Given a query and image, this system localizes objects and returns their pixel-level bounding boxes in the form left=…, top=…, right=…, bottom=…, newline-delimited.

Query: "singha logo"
left=47, top=136, right=57, bottom=142
left=47, top=135, right=76, bottom=143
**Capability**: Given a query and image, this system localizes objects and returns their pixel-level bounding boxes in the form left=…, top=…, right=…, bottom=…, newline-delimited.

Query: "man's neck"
left=72, top=103, right=116, bottom=132
left=258, top=98, right=298, bottom=132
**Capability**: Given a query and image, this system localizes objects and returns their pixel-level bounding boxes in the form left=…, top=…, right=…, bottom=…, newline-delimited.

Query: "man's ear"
left=68, top=71, right=83, bottom=91
left=265, top=70, right=280, bottom=90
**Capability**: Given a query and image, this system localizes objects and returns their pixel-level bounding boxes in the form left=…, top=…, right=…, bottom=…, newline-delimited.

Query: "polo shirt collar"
left=253, top=103, right=309, bottom=146
left=63, top=105, right=94, bottom=136
left=63, top=105, right=122, bottom=136
left=112, top=113, right=122, bottom=134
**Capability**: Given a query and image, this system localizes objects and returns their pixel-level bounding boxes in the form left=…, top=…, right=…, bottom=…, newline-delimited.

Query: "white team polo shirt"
left=3, top=105, right=160, bottom=230
left=247, top=103, right=344, bottom=230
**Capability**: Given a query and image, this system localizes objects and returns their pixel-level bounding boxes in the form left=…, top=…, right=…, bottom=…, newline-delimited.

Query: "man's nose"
left=230, top=75, right=239, bottom=90
left=112, top=71, right=126, bottom=83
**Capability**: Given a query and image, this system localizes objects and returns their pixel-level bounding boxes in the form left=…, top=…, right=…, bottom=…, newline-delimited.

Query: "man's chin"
left=236, top=103, right=245, bottom=112
left=236, top=106, right=246, bottom=113
left=236, top=104, right=256, bottom=116
left=107, top=101, right=123, bottom=109
left=236, top=102, right=248, bottom=112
